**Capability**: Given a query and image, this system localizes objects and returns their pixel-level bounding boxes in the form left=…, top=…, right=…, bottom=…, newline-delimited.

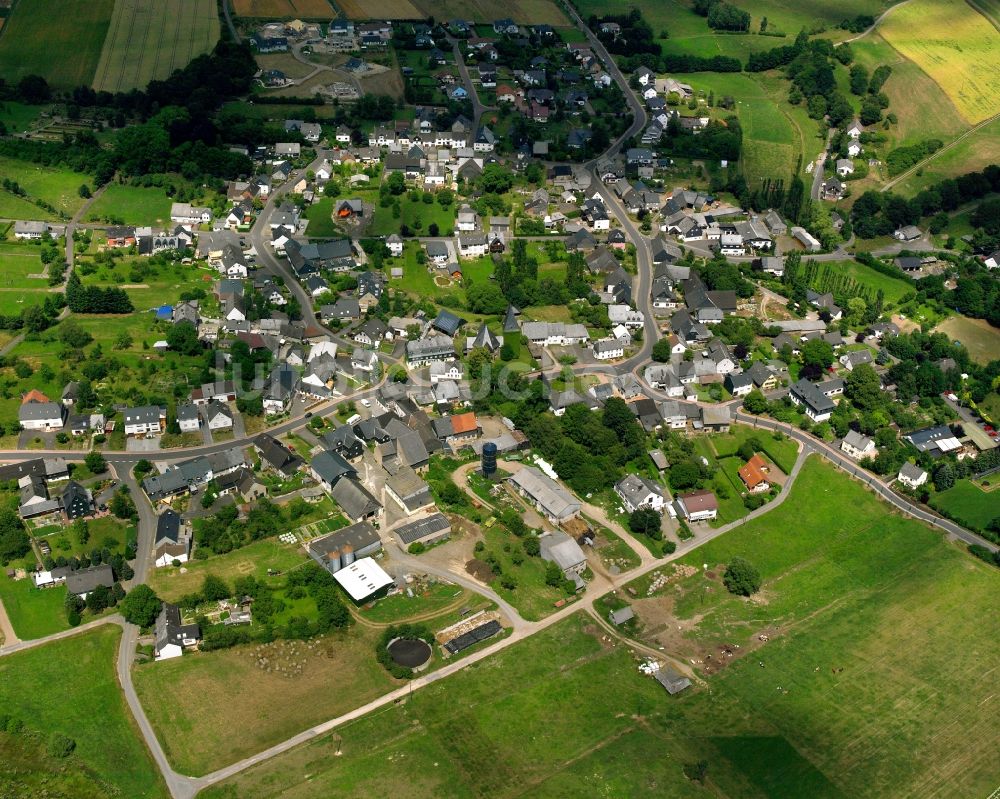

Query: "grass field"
left=934, top=314, right=1000, bottom=365
left=0, top=101, right=45, bottom=135
left=0, top=188, right=54, bottom=221
left=147, top=538, right=311, bottom=602
left=879, top=0, right=1000, bottom=124
left=929, top=479, right=1000, bottom=530
left=92, top=0, right=220, bottom=93
left=233, top=0, right=335, bottom=17
left=83, top=183, right=175, bottom=225
left=0, top=0, right=114, bottom=88
left=814, top=259, right=914, bottom=305
left=134, top=624, right=398, bottom=775
left=892, top=115, right=1000, bottom=195
left=0, top=626, right=169, bottom=797
left=303, top=197, right=340, bottom=237
left=0, top=575, right=69, bottom=639
left=0, top=156, right=89, bottom=218
left=0, top=243, right=49, bottom=288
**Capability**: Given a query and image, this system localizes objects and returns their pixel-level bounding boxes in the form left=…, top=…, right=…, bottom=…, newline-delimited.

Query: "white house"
left=841, top=429, right=876, bottom=460
left=154, top=603, right=201, bottom=660
left=176, top=403, right=201, bottom=433
left=593, top=339, right=624, bottom=360
left=18, top=401, right=65, bottom=431
left=123, top=405, right=166, bottom=436
left=897, top=462, right=928, bottom=490
left=170, top=203, right=212, bottom=225
left=615, top=474, right=666, bottom=513
left=386, top=233, right=403, bottom=256
left=675, top=489, right=717, bottom=522
left=204, top=401, right=234, bottom=431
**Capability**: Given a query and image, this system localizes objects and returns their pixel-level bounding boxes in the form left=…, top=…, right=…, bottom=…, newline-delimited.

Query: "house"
left=66, top=564, right=115, bottom=599
left=330, top=478, right=383, bottom=521
left=406, top=336, right=456, bottom=365
left=335, top=198, right=364, bottom=218
left=789, top=378, right=836, bottom=422
left=323, top=425, right=364, bottom=461
left=310, top=450, right=357, bottom=492
left=675, top=489, right=718, bottom=522
left=540, top=531, right=587, bottom=585
left=425, top=240, right=449, bottom=266
left=354, top=318, right=388, bottom=348
left=320, top=297, right=361, bottom=322
left=521, top=322, right=589, bottom=346
left=18, top=474, right=58, bottom=519
left=386, top=233, right=403, bottom=256
left=615, top=474, right=665, bottom=513
left=983, top=250, right=1000, bottom=270
left=724, top=372, right=754, bottom=397
left=308, top=520, right=382, bottom=576
left=170, top=203, right=212, bottom=225
left=836, top=158, right=855, bottom=177
left=154, top=509, right=191, bottom=567
left=253, top=433, right=303, bottom=476
left=893, top=225, right=922, bottom=242
left=593, top=339, right=624, bottom=360
left=897, top=462, right=928, bottom=490
left=839, top=350, right=873, bottom=371
left=18, top=400, right=65, bottom=431
left=105, top=226, right=136, bottom=248
left=385, top=467, right=434, bottom=514
left=738, top=454, right=771, bottom=493
left=204, top=401, right=234, bottom=431
left=508, top=467, right=581, bottom=522
left=123, top=405, right=165, bottom=436
left=903, top=425, right=962, bottom=456
left=895, top=256, right=923, bottom=273
left=275, top=142, right=301, bottom=158
left=13, top=220, right=47, bottom=239
left=154, top=603, right=201, bottom=660
left=841, top=429, right=876, bottom=460
left=60, top=480, right=93, bottom=519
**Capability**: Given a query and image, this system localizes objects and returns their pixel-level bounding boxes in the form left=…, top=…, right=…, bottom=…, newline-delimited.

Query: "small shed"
left=609, top=606, right=634, bottom=626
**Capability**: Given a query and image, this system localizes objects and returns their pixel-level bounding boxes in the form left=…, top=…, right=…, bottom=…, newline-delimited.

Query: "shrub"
left=47, top=733, right=76, bottom=758
left=723, top=557, right=762, bottom=596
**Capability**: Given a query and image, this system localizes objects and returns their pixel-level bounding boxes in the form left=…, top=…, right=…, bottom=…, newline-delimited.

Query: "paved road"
left=447, top=35, right=488, bottom=131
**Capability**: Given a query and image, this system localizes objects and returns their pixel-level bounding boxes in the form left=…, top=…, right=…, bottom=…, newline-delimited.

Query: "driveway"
left=125, top=437, right=162, bottom=453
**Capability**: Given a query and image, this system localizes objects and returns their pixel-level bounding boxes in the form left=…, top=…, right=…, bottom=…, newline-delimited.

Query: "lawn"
left=0, top=625, right=169, bottom=797
left=892, top=116, right=1000, bottom=196
left=0, top=0, right=114, bottom=88
left=0, top=101, right=45, bottom=134
left=929, top=479, right=1000, bottom=531
left=933, top=314, right=1000, bottom=365
left=0, top=188, right=54, bottom=221
left=369, top=196, right=456, bottom=237
left=703, top=423, right=799, bottom=474
left=77, top=255, right=213, bottom=309
left=83, top=183, right=175, bottom=226
left=879, top=0, right=1000, bottom=124
left=0, top=243, right=50, bottom=288
left=147, top=538, right=311, bottom=603
left=133, top=624, right=398, bottom=775
left=358, top=580, right=468, bottom=623
left=304, top=197, right=340, bottom=237
left=92, top=0, right=220, bottom=93
left=0, top=156, right=90, bottom=218
left=0, top=575, right=70, bottom=639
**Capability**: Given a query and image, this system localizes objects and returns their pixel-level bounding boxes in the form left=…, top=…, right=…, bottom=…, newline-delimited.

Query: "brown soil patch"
left=465, top=559, right=494, bottom=582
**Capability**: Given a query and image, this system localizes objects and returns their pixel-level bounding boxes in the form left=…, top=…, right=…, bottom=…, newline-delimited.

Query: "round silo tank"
left=327, top=548, right=342, bottom=572
left=482, top=442, right=498, bottom=478
left=342, top=544, right=355, bottom=566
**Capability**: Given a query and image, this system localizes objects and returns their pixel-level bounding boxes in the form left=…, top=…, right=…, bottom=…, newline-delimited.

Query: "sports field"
left=879, top=0, right=1000, bottom=124
left=232, top=0, right=334, bottom=17
left=202, top=459, right=1000, bottom=798
left=92, top=0, right=220, bottom=93
left=0, top=0, right=113, bottom=88
left=0, top=626, right=169, bottom=797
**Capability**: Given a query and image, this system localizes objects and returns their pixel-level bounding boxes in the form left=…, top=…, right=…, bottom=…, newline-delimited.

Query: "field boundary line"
left=966, top=0, right=1000, bottom=31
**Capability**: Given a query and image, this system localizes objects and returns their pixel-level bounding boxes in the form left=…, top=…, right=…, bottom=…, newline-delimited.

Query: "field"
left=337, top=0, right=421, bottom=20
left=0, top=0, right=114, bottom=88
left=92, top=0, right=220, bottom=93
left=83, top=183, right=175, bottom=225
left=410, top=0, right=570, bottom=24
left=0, top=156, right=89, bottom=218
left=232, top=0, right=335, bottom=17
left=0, top=575, right=70, bottom=638
left=0, top=626, right=169, bottom=797
left=930, top=479, right=1000, bottom=530
left=934, top=314, right=1000, bottom=365
left=879, top=0, right=1000, bottom=124
left=133, top=625, right=398, bottom=775
left=892, top=116, right=1000, bottom=195
left=147, top=538, right=310, bottom=602
left=202, top=467, right=1000, bottom=799
left=814, top=259, right=914, bottom=305
left=0, top=243, right=49, bottom=288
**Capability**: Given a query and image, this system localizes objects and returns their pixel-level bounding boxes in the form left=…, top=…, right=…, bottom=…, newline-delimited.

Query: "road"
left=447, top=35, right=488, bottom=130
left=809, top=128, right=833, bottom=201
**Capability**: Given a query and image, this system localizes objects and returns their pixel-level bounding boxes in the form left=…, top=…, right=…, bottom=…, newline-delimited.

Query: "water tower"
left=482, top=442, right=498, bottom=479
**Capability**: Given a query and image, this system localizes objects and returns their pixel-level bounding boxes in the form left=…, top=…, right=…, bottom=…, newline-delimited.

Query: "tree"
left=523, top=537, right=541, bottom=557
left=202, top=574, right=231, bottom=601
left=544, top=561, right=564, bottom=587
left=932, top=461, right=955, bottom=491
left=134, top=459, right=153, bottom=477
left=109, top=489, right=137, bottom=520
left=723, top=557, right=762, bottom=596
left=651, top=338, right=674, bottom=362
left=120, top=584, right=162, bottom=627
left=166, top=321, right=202, bottom=356
left=801, top=338, right=834, bottom=369
left=78, top=184, right=92, bottom=199
left=84, top=450, right=107, bottom=474
left=742, top=389, right=768, bottom=415
left=0, top=509, right=30, bottom=564
left=629, top=508, right=663, bottom=539
left=114, top=331, right=133, bottom=350
left=479, top=163, right=513, bottom=194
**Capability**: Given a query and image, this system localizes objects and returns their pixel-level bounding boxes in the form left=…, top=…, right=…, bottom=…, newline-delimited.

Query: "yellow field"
left=934, top=314, right=1000, bottom=365
left=880, top=0, right=1000, bottom=124
left=410, top=0, right=570, bottom=24
left=233, top=0, right=334, bottom=17
left=337, top=0, right=422, bottom=19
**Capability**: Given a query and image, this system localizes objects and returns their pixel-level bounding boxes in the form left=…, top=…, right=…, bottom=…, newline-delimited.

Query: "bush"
left=407, top=542, right=426, bottom=554
left=47, top=733, right=76, bottom=758
left=723, top=557, right=762, bottom=596
left=662, top=539, right=677, bottom=556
